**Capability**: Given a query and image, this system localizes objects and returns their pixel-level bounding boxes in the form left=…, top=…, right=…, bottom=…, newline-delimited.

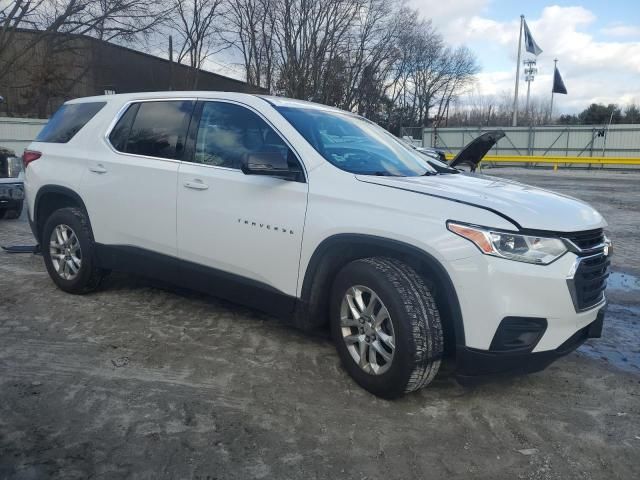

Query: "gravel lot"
left=1, top=167, right=639, bottom=479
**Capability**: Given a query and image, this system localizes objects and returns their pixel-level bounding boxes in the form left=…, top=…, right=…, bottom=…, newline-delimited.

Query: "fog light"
left=490, top=317, right=547, bottom=352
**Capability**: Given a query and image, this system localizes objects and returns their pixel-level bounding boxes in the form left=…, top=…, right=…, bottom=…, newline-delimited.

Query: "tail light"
left=22, top=150, right=41, bottom=168
left=7, top=156, right=23, bottom=178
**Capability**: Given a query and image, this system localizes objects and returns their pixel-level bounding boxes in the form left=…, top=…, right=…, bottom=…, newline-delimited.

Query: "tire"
left=42, top=207, right=105, bottom=294
left=330, top=257, right=443, bottom=399
left=2, top=201, right=23, bottom=219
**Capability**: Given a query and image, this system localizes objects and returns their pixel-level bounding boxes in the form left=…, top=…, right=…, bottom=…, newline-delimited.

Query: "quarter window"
left=36, top=102, right=106, bottom=143
left=194, top=101, right=294, bottom=170
left=110, top=100, right=195, bottom=160
left=108, top=103, right=139, bottom=152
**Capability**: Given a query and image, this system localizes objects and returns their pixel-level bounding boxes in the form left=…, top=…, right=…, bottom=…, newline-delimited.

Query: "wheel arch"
left=33, top=185, right=90, bottom=243
left=296, top=234, right=465, bottom=356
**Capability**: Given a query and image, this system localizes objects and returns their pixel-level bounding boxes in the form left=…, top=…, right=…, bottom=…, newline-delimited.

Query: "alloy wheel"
left=49, top=224, right=82, bottom=280
left=339, top=285, right=396, bottom=375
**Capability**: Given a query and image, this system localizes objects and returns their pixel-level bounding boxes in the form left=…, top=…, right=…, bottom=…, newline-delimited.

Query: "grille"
left=564, top=229, right=605, bottom=251
left=572, top=253, right=610, bottom=310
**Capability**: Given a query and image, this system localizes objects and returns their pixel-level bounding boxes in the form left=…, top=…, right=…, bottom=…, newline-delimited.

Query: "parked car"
left=403, top=141, right=448, bottom=164
left=405, top=132, right=505, bottom=172
left=23, top=92, right=610, bottom=398
left=0, top=146, right=24, bottom=219
left=416, top=145, right=447, bottom=162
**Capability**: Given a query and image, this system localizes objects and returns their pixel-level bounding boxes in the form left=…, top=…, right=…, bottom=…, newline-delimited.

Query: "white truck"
left=23, top=92, right=610, bottom=398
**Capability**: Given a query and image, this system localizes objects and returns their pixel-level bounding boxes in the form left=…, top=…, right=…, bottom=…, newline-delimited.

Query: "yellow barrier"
left=443, top=154, right=640, bottom=166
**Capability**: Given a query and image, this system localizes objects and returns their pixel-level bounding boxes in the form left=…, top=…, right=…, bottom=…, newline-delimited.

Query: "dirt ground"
left=0, top=167, right=639, bottom=480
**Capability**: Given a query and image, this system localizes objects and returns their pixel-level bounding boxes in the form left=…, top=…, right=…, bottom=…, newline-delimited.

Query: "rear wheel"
left=331, top=257, right=443, bottom=399
left=42, top=207, right=105, bottom=294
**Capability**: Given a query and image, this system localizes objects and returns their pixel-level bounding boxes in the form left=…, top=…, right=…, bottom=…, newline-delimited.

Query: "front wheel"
left=42, top=207, right=105, bottom=294
left=330, top=257, right=443, bottom=399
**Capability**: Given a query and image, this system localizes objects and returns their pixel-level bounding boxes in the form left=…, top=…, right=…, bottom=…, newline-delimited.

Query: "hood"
left=449, top=131, right=505, bottom=170
left=356, top=173, right=606, bottom=232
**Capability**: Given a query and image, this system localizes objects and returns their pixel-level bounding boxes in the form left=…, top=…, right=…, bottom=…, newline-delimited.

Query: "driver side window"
left=194, top=101, right=293, bottom=170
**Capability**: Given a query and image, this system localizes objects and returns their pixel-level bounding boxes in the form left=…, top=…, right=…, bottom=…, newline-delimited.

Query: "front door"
left=176, top=100, right=308, bottom=313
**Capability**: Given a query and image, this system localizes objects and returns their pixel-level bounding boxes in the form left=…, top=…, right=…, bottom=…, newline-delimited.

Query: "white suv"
left=23, top=92, right=610, bottom=398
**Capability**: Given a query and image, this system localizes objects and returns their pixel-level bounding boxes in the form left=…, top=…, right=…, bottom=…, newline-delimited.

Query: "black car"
left=0, top=146, right=24, bottom=220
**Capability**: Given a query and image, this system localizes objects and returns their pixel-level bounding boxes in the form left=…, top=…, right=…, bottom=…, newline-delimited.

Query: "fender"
left=299, top=233, right=466, bottom=346
left=32, top=184, right=90, bottom=243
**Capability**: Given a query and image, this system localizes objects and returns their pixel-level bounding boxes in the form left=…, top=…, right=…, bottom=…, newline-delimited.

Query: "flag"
left=552, top=66, right=567, bottom=94
left=523, top=20, right=543, bottom=56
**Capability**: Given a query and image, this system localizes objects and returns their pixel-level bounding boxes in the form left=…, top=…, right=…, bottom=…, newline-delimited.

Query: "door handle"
left=184, top=180, right=209, bottom=190
left=89, top=164, right=107, bottom=174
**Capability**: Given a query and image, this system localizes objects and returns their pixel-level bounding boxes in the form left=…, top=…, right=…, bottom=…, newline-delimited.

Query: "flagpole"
left=512, top=15, right=524, bottom=127
left=550, top=58, right=557, bottom=123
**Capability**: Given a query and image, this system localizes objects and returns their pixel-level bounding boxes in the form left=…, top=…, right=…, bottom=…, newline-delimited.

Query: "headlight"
left=447, top=222, right=568, bottom=265
left=7, top=156, right=23, bottom=178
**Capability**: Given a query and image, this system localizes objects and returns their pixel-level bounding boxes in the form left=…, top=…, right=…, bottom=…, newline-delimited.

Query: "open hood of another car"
left=449, top=131, right=505, bottom=170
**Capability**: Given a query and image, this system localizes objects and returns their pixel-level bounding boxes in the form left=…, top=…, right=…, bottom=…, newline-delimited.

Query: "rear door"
left=176, top=100, right=308, bottom=311
left=81, top=99, right=195, bottom=257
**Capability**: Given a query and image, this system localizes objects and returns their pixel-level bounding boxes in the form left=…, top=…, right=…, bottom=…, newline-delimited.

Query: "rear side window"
left=109, top=100, right=195, bottom=160
left=36, top=102, right=106, bottom=143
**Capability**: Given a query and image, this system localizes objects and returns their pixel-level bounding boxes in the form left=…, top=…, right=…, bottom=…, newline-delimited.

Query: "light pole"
left=523, top=59, right=537, bottom=124
left=511, top=15, right=525, bottom=127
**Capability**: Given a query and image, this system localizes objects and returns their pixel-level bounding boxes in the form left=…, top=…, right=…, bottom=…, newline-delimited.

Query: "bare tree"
left=1, top=0, right=168, bottom=115
left=446, top=89, right=553, bottom=127
left=384, top=14, right=442, bottom=130
left=271, top=0, right=362, bottom=100
left=226, top=0, right=276, bottom=91
left=2, top=0, right=481, bottom=125
left=432, top=46, right=479, bottom=126
left=170, top=0, right=227, bottom=88
left=340, top=0, right=401, bottom=115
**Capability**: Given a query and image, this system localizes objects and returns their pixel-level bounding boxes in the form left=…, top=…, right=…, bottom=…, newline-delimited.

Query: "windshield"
left=276, top=106, right=437, bottom=176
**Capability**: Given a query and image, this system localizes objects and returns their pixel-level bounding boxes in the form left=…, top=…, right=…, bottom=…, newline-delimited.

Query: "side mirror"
left=241, top=152, right=300, bottom=181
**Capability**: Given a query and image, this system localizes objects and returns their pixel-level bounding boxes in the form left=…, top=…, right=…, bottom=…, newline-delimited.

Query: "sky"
left=406, top=0, right=640, bottom=113
left=157, top=0, right=640, bottom=115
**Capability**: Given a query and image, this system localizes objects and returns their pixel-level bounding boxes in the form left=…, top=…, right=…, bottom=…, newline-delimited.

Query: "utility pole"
left=523, top=59, right=537, bottom=125
left=511, top=15, right=524, bottom=127
left=169, top=35, right=174, bottom=91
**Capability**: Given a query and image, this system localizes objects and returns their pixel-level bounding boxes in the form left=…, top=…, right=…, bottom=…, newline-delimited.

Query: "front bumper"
left=448, top=251, right=605, bottom=352
left=456, top=308, right=605, bottom=380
